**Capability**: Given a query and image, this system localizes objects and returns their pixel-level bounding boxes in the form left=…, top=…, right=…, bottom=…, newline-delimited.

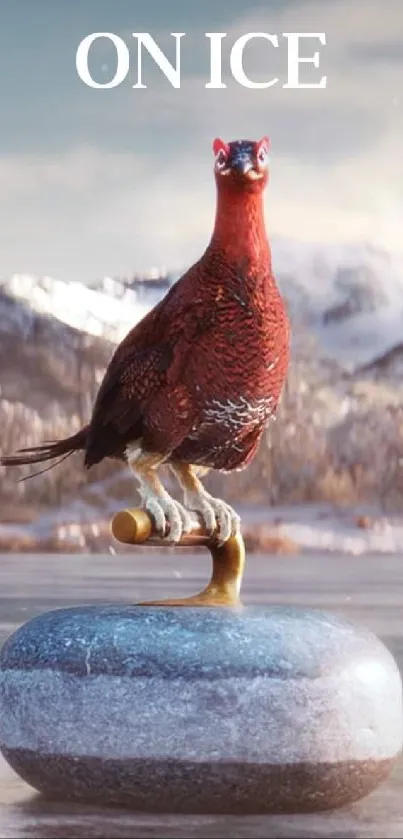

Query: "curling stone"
left=0, top=510, right=401, bottom=814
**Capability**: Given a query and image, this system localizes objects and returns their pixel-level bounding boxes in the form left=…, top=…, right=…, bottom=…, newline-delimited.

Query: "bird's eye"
left=215, top=150, right=227, bottom=170
left=258, top=147, right=268, bottom=167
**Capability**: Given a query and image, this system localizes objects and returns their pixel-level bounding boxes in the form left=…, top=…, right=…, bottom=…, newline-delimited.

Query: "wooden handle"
left=111, top=508, right=153, bottom=544
left=111, top=507, right=218, bottom=547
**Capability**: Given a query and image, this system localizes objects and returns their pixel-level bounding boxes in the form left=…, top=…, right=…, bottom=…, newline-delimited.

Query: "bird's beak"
left=231, top=155, right=254, bottom=176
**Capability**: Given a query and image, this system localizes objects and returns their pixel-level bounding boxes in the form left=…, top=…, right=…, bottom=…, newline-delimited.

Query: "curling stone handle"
left=110, top=508, right=245, bottom=608
left=112, top=507, right=217, bottom=547
left=111, top=508, right=153, bottom=545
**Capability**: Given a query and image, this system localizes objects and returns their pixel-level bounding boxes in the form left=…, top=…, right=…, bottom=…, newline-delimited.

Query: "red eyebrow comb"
left=213, top=138, right=230, bottom=156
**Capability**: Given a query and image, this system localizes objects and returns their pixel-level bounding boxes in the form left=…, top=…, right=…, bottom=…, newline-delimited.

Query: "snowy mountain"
left=272, top=239, right=403, bottom=371
left=1, top=240, right=403, bottom=374
left=2, top=239, right=403, bottom=520
left=0, top=273, right=165, bottom=345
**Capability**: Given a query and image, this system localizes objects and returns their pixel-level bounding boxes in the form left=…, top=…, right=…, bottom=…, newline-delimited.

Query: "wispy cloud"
left=0, top=0, right=401, bottom=280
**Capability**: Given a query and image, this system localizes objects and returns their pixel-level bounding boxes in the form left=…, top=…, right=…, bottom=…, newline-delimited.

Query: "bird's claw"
left=209, top=497, right=241, bottom=544
left=185, top=492, right=241, bottom=544
left=143, top=493, right=192, bottom=543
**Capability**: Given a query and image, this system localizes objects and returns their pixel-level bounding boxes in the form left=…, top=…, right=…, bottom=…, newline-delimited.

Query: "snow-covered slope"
left=272, top=240, right=403, bottom=370
left=2, top=241, right=403, bottom=519
left=1, top=239, right=403, bottom=372
left=0, top=273, right=163, bottom=344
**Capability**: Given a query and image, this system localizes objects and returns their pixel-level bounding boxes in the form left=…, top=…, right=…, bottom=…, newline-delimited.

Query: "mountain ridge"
left=2, top=238, right=403, bottom=373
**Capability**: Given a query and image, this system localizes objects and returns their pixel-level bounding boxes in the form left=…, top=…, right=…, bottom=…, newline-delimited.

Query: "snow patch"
left=1, top=239, right=403, bottom=372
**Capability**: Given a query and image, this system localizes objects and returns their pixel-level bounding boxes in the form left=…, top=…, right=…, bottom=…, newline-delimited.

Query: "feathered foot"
left=171, top=462, right=241, bottom=544
left=128, top=448, right=192, bottom=543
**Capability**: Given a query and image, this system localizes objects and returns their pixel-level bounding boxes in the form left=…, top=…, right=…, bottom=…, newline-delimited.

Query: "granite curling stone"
left=0, top=604, right=402, bottom=814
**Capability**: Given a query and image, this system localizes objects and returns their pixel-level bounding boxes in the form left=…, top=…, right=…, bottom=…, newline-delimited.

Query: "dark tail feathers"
left=0, top=427, right=88, bottom=478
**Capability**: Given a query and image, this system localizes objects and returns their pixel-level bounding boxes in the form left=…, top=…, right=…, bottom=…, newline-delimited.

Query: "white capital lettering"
left=76, top=33, right=130, bottom=88
left=132, top=32, right=185, bottom=89
left=205, top=33, right=227, bottom=88
left=283, top=33, right=327, bottom=88
left=230, top=33, right=279, bottom=89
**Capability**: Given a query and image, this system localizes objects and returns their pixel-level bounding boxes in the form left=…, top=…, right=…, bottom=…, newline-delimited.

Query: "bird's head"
left=212, top=137, right=270, bottom=193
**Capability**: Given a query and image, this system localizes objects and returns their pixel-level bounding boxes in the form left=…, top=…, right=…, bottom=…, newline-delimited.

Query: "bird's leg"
left=127, top=447, right=192, bottom=542
left=170, top=462, right=241, bottom=544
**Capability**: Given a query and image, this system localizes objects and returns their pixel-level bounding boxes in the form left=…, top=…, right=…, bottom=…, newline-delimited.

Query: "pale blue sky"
left=0, top=0, right=401, bottom=281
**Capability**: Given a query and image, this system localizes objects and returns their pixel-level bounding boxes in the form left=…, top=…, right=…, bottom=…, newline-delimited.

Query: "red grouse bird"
left=1, top=137, right=290, bottom=542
